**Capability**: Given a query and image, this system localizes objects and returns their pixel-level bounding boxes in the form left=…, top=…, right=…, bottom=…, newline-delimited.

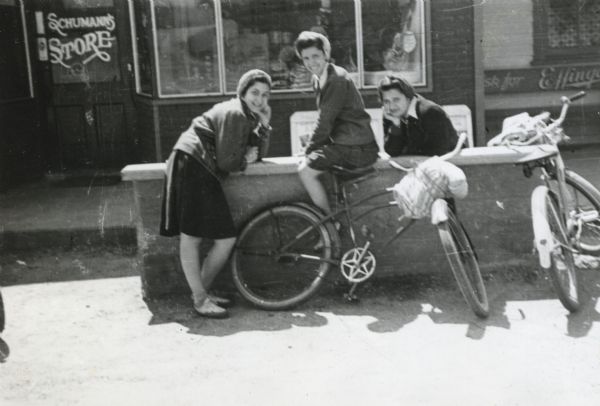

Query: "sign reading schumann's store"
left=45, top=10, right=119, bottom=83
left=485, top=64, right=600, bottom=94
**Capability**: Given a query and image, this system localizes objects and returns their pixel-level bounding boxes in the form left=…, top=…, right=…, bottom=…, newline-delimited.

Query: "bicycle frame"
left=280, top=132, right=471, bottom=267
left=279, top=186, right=408, bottom=267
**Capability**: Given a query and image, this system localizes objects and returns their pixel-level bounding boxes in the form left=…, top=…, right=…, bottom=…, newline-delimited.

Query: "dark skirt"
left=160, top=151, right=236, bottom=239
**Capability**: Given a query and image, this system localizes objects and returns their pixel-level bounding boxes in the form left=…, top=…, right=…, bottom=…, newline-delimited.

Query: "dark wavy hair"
left=294, top=31, right=331, bottom=59
left=377, top=75, right=416, bottom=101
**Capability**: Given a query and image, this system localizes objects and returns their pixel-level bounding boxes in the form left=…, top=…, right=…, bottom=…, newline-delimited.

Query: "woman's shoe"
left=193, top=298, right=229, bottom=319
left=208, top=293, right=233, bottom=308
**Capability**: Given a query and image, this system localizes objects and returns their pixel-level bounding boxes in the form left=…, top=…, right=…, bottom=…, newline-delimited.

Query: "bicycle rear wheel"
left=231, top=205, right=335, bottom=310
left=532, top=186, right=580, bottom=312
left=562, top=170, right=600, bottom=254
left=438, top=210, right=489, bottom=318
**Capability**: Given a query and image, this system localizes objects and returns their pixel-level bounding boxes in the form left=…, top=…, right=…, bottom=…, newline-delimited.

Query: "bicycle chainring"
left=339, top=247, right=376, bottom=283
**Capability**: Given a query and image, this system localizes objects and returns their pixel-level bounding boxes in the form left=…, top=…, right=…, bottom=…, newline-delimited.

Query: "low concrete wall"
left=122, top=146, right=600, bottom=299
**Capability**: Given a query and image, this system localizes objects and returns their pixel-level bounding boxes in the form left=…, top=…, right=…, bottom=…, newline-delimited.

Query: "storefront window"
left=133, top=0, right=429, bottom=97
left=221, top=0, right=357, bottom=92
left=154, top=0, right=219, bottom=96
left=362, top=0, right=426, bottom=86
left=0, top=0, right=32, bottom=101
left=534, top=0, right=600, bottom=63
left=45, top=0, right=121, bottom=84
left=547, top=0, right=599, bottom=49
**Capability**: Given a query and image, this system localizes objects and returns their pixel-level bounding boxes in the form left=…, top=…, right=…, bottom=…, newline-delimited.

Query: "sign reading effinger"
left=485, top=65, right=600, bottom=94
left=45, top=11, right=119, bottom=83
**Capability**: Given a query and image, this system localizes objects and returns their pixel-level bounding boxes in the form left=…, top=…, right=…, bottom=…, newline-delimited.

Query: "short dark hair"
left=294, top=31, right=331, bottom=59
left=378, top=75, right=416, bottom=100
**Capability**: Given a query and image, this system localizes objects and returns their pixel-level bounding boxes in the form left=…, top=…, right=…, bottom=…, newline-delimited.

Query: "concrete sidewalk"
left=1, top=264, right=599, bottom=406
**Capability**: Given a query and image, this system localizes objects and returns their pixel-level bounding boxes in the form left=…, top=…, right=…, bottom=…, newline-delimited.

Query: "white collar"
left=317, top=65, right=328, bottom=90
left=406, top=97, right=418, bottom=120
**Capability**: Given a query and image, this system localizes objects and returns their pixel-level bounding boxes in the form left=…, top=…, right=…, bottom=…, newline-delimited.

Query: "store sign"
left=46, top=12, right=116, bottom=69
left=485, top=65, right=600, bottom=94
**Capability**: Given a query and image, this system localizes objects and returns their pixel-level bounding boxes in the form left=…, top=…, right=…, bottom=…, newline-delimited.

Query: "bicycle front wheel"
left=532, top=186, right=580, bottom=312
left=438, top=210, right=489, bottom=318
left=562, top=170, right=600, bottom=254
left=231, top=205, right=335, bottom=310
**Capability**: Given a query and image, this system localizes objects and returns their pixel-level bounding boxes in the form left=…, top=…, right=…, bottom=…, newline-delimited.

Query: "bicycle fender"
left=531, top=186, right=552, bottom=269
left=430, top=199, right=449, bottom=225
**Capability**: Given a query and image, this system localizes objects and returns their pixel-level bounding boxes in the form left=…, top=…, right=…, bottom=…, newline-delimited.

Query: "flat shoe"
left=208, top=294, right=233, bottom=308
left=193, top=298, right=229, bottom=319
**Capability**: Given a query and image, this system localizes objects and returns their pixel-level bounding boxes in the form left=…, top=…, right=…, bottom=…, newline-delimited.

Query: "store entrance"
left=36, top=0, right=136, bottom=171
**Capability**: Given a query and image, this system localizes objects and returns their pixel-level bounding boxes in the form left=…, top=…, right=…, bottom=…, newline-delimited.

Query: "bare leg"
left=200, top=237, right=236, bottom=289
left=298, top=160, right=331, bottom=214
left=180, top=233, right=236, bottom=301
left=179, top=233, right=207, bottom=301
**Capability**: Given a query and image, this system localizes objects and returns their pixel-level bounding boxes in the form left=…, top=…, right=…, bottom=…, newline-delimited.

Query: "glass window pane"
left=133, top=0, right=153, bottom=94
left=46, top=4, right=121, bottom=84
left=221, top=0, right=357, bottom=92
left=362, top=0, right=426, bottom=86
left=547, top=0, right=600, bottom=49
left=0, top=1, right=32, bottom=101
left=154, top=0, right=218, bottom=96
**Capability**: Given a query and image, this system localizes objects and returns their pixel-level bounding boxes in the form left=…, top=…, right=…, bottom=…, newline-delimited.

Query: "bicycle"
left=487, top=91, right=600, bottom=312
left=231, top=133, right=490, bottom=318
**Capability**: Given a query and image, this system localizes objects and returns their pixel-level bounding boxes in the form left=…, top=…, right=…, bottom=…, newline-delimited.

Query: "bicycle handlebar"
left=552, top=91, right=586, bottom=130
left=567, top=91, right=586, bottom=103
left=388, top=132, right=467, bottom=172
left=488, top=92, right=586, bottom=147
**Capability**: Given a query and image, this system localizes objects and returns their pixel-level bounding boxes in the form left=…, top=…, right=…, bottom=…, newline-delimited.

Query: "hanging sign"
left=45, top=11, right=120, bottom=83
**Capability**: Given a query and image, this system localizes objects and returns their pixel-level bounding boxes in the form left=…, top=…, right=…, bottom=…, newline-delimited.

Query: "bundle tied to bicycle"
left=392, top=156, right=468, bottom=221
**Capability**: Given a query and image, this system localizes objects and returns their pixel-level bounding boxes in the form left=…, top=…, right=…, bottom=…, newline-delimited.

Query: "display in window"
left=362, top=0, right=426, bottom=87
left=155, top=0, right=219, bottom=96
left=222, top=0, right=356, bottom=92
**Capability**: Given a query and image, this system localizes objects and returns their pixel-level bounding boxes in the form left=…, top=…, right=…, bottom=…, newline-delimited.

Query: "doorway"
left=34, top=0, right=136, bottom=171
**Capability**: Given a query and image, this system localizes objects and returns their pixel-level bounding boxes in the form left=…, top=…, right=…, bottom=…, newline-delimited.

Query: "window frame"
left=0, top=0, right=34, bottom=103
left=129, top=0, right=154, bottom=97
left=131, top=0, right=431, bottom=98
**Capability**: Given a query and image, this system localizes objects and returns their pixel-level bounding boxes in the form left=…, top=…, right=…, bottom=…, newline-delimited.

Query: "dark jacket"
left=307, top=63, right=375, bottom=153
left=383, top=96, right=457, bottom=157
left=172, top=98, right=270, bottom=178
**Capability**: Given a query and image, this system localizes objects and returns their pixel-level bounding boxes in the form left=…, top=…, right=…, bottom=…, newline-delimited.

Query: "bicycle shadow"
left=566, top=269, right=600, bottom=338
left=143, top=269, right=600, bottom=339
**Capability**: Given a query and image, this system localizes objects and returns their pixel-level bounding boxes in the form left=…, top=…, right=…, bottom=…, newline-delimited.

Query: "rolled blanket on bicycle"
left=392, top=156, right=468, bottom=219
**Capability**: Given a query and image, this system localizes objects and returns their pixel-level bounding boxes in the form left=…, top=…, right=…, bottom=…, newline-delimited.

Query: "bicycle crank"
left=340, top=246, right=376, bottom=283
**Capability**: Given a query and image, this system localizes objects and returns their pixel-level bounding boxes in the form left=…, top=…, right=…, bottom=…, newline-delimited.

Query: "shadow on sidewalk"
left=142, top=266, right=600, bottom=339
left=0, top=248, right=139, bottom=286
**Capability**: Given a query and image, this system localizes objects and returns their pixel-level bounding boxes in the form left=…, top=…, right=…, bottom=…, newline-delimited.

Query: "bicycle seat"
left=330, top=165, right=377, bottom=184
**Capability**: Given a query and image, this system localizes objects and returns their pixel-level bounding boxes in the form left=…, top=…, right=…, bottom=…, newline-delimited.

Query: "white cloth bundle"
left=392, top=156, right=468, bottom=219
